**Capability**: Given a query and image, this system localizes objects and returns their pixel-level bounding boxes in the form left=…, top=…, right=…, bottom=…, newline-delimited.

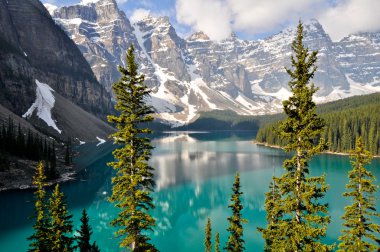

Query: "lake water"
left=0, top=131, right=379, bottom=251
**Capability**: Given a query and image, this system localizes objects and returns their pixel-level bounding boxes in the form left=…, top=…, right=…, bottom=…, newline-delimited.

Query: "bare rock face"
left=50, top=0, right=380, bottom=126
left=334, top=32, right=380, bottom=85
left=0, top=0, right=112, bottom=118
left=52, top=0, right=137, bottom=93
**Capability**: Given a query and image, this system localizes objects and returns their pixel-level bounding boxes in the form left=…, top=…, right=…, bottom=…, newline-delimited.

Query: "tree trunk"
left=296, top=147, right=301, bottom=224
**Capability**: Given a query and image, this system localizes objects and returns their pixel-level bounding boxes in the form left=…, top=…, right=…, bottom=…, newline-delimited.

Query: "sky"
left=42, top=0, right=380, bottom=41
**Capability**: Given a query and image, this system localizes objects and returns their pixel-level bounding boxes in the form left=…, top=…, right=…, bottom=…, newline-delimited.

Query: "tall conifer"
left=75, top=209, right=93, bottom=251
left=204, top=218, right=212, bottom=252
left=108, top=44, right=157, bottom=251
left=48, top=184, right=73, bottom=251
left=338, top=137, right=380, bottom=251
left=28, top=162, right=50, bottom=252
left=225, top=172, right=247, bottom=252
left=215, top=232, right=220, bottom=252
left=259, top=21, right=332, bottom=251
left=257, top=179, right=283, bottom=251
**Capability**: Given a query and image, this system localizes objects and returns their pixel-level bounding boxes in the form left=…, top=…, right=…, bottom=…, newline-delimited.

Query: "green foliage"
left=204, top=218, right=212, bottom=252
left=65, top=137, right=72, bottom=166
left=257, top=179, right=283, bottom=251
left=256, top=93, right=380, bottom=155
left=259, top=21, right=332, bottom=251
left=48, top=184, right=74, bottom=251
left=28, top=162, right=50, bottom=252
left=0, top=118, right=58, bottom=178
left=75, top=209, right=94, bottom=252
left=338, top=137, right=380, bottom=251
left=107, top=44, right=157, bottom=251
left=225, top=172, right=247, bottom=252
left=215, top=232, right=220, bottom=252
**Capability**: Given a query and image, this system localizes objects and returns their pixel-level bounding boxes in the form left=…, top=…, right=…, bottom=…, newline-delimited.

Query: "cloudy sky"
left=43, top=0, right=380, bottom=41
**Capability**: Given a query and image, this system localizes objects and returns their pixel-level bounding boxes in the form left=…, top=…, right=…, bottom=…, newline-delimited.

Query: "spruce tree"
left=259, top=21, right=332, bottom=251
left=28, top=162, right=50, bottom=252
left=337, top=137, right=380, bottom=251
left=48, top=184, right=73, bottom=251
left=76, top=209, right=93, bottom=252
left=225, top=172, right=247, bottom=252
left=91, top=242, right=100, bottom=252
left=108, top=44, right=157, bottom=251
left=257, top=179, right=283, bottom=251
left=204, top=218, right=212, bottom=252
left=215, top=232, right=220, bottom=252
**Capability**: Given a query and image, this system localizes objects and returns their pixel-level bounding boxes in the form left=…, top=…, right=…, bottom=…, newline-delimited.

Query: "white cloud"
left=319, top=0, right=380, bottom=41
left=174, top=0, right=380, bottom=41
left=130, top=8, right=151, bottom=23
left=175, top=0, right=232, bottom=41
left=227, top=0, right=325, bottom=33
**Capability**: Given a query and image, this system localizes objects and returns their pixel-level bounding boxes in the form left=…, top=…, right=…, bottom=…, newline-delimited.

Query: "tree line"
left=256, top=102, right=380, bottom=155
left=0, top=118, right=57, bottom=178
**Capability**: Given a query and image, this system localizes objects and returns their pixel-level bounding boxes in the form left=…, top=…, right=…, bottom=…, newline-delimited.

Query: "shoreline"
left=253, top=141, right=380, bottom=158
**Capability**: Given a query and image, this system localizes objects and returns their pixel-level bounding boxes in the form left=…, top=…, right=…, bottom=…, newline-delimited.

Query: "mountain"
left=0, top=0, right=113, bottom=141
left=48, top=0, right=380, bottom=126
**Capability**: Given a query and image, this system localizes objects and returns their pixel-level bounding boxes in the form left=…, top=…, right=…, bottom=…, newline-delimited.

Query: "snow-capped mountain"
left=47, top=0, right=380, bottom=126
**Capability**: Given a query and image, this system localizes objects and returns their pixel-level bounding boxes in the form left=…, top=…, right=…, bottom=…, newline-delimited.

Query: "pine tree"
left=48, top=184, right=73, bottom=251
left=108, top=44, right=157, bottom=251
left=337, top=137, right=380, bottom=251
left=90, top=242, right=100, bottom=252
left=257, top=179, right=283, bottom=251
left=75, top=209, right=93, bottom=252
left=204, top=218, right=212, bottom=252
left=65, top=137, right=71, bottom=166
left=28, top=162, right=50, bottom=252
left=225, top=172, right=247, bottom=252
left=215, top=232, right=220, bottom=252
left=259, top=21, right=332, bottom=251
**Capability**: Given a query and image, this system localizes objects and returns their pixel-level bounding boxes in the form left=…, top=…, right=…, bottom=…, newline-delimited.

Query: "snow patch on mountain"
left=23, top=80, right=62, bottom=134
left=43, top=3, right=57, bottom=15
left=96, top=136, right=106, bottom=146
left=80, top=0, right=102, bottom=5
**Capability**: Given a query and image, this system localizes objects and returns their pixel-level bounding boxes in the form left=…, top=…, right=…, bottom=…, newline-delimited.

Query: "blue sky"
left=43, top=0, right=380, bottom=41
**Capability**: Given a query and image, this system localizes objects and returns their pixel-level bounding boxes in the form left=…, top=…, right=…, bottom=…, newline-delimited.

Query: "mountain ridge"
left=48, top=0, right=380, bottom=126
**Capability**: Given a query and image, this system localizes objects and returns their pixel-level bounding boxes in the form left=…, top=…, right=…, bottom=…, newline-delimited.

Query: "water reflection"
left=0, top=132, right=379, bottom=252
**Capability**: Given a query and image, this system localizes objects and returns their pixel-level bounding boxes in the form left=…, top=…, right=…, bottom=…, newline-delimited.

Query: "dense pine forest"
left=256, top=92, right=380, bottom=155
left=0, top=118, right=59, bottom=179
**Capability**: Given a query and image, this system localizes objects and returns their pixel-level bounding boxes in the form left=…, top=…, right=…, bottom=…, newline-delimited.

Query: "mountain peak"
left=79, top=0, right=116, bottom=7
left=80, top=0, right=101, bottom=5
left=188, top=31, right=210, bottom=41
left=43, top=3, right=57, bottom=15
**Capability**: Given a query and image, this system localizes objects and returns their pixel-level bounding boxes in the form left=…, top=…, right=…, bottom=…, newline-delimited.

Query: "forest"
left=256, top=92, right=380, bottom=155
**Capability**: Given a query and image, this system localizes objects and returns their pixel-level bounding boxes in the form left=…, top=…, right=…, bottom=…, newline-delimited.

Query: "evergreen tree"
left=108, top=44, right=157, bottom=251
left=48, top=184, right=73, bottom=251
left=257, top=179, right=283, bottom=251
left=338, top=137, right=380, bottom=251
left=259, top=21, right=332, bottom=251
left=28, top=162, right=50, bottom=252
left=204, top=218, right=212, bottom=252
left=65, top=137, right=71, bottom=166
left=215, top=232, right=220, bottom=252
left=90, top=242, right=100, bottom=252
left=76, top=209, right=93, bottom=252
left=225, top=172, right=247, bottom=252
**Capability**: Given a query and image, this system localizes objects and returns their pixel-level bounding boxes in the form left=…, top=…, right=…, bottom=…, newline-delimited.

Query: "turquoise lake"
left=0, top=131, right=379, bottom=251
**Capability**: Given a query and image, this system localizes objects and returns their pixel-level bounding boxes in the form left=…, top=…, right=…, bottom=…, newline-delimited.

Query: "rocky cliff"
left=0, top=0, right=114, bottom=141
left=0, top=0, right=112, bottom=118
left=50, top=0, right=380, bottom=126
